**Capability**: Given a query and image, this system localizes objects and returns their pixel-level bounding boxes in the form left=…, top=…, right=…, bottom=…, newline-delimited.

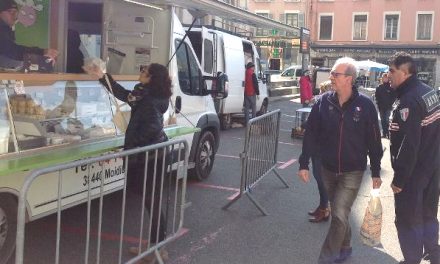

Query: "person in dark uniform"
left=0, top=0, right=57, bottom=67
left=375, top=73, right=396, bottom=138
left=387, top=52, right=440, bottom=264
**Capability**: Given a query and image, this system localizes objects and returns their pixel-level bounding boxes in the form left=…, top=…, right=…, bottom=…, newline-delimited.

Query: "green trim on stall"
left=0, top=126, right=199, bottom=177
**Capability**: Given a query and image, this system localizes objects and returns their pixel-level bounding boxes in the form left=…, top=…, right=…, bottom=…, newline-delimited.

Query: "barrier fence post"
left=15, top=139, right=188, bottom=264
left=222, top=109, right=289, bottom=215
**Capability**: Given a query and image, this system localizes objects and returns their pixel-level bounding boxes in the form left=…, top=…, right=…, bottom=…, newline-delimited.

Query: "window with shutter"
left=319, top=14, right=333, bottom=40
left=416, top=12, right=433, bottom=41
left=353, top=14, right=368, bottom=40
left=384, top=13, right=399, bottom=40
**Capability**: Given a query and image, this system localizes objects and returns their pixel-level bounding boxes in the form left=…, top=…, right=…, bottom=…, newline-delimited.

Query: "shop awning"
left=147, top=0, right=300, bottom=35
left=355, top=60, right=389, bottom=72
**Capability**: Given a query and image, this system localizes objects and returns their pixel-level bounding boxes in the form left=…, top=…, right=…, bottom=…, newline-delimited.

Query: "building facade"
left=247, top=0, right=309, bottom=71
left=309, top=0, right=440, bottom=88
left=247, top=0, right=439, bottom=87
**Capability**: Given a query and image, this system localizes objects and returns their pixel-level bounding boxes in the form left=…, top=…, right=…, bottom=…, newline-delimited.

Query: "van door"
left=200, top=27, right=216, bottom=76
left=222, top=33, right=245, bottom=114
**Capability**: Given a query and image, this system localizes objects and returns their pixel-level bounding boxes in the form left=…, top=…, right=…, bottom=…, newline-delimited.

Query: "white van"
left=186, top=27, right=269, bottom=129
left=270, top=65, right=304, bottom=88
left=0, top=2, right=226, bottom=262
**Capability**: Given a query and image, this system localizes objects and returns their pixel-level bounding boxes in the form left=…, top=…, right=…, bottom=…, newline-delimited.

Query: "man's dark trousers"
left=395, top=167, right=440, bottom=264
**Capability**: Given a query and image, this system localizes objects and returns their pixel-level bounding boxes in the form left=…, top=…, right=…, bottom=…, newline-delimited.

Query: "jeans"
left=379, top=109, right=391, bottom=137
left=244, top=95, right=256, bottom=125
left=395, top=167, right=440, bottom=264
left=318, top=168, right=364, bottom=264
left=311, top=156, right=328, bottom=209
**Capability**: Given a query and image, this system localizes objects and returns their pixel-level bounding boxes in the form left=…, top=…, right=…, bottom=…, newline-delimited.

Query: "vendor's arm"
left=0, top=33, right=43, bottom=60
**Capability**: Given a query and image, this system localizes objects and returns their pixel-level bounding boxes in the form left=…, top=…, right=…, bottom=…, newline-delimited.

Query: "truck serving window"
left=175, top=40, right=202, bottom=95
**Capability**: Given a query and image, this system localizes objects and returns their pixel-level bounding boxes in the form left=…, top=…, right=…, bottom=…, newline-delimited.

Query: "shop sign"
left=300, top=27, right=310, bottom=54
left=377, top=49, right=439, bottom=55
left=313, top=46, right=439, bottom=55
left=255, top=39, right=300, bottom=48
left=314, top=47, right=373, bottom=53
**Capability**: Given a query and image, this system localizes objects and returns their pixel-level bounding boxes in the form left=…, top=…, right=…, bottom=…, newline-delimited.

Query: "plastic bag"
left=83, top=57, right=106, bottom=74
left=113, top=103, right=131, bottom=133
left=360, top=188, right=382, bottom=246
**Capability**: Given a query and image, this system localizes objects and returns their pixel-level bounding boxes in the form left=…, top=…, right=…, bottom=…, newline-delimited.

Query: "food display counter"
left=0, top=73, right=198, bottom=218
left=0, top=73, right=137, bottom=155
left=0, top=73, right=198, bottom=170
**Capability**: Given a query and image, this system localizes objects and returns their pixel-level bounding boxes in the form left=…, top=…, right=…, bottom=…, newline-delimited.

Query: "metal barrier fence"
left=16, top=139, right=189, bottom=264
left=223, top=109, right=289, bottom=215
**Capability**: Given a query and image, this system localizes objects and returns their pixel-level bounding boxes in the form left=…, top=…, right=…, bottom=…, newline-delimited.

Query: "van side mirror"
left=202, top=72, right=229, bottom=99
left=174, top=96, right=181, bottom=114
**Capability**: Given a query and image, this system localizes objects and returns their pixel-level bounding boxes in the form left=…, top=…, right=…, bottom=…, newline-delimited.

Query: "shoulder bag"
left=103, top=74, right=131, bottom=133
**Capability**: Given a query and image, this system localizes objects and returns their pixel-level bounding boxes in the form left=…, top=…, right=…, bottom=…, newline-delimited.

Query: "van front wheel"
left=0, top=194, right=18, bottom=264
left=191, top=131, right=216, bottom=181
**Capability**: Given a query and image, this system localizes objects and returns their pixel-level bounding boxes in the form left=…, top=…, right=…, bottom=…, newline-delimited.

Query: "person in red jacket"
left=299, top=70, right=313, bottom=127
left=244, top=62, right=260, bottom=125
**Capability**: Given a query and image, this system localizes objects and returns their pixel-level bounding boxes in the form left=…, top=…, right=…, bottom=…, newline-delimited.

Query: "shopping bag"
left=360, top=188, right=382, bottom=246
left=103, top=74, right=131, bottom=133
left=113, top=103, right=131, bottom=133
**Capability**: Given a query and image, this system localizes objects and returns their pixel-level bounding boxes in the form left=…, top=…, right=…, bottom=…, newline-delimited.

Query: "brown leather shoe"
left=309, top=208, right=330, bottom=223
left=308, top=206, right=320, bottom=216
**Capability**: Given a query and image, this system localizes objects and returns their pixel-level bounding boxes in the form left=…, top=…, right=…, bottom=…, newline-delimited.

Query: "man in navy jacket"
left=298, top=57, right=383, bottom=264
left=387, top=52, right=440, bottom=264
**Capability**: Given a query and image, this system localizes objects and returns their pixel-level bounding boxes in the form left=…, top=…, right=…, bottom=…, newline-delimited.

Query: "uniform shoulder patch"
left=400, top=108, right=409, bottom=122
left=422, top=90, right=440, bottom=112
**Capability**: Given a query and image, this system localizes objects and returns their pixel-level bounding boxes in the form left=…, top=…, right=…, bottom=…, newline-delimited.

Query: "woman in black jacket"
left=84, top=62, right=172, bottom=260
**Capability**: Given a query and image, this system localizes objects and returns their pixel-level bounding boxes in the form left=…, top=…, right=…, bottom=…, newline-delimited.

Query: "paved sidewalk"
left=166, top=100, right=438, bottom=264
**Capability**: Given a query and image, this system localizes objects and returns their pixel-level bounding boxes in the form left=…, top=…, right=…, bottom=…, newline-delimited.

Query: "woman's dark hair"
left=147, top=63, right=172, bottom=98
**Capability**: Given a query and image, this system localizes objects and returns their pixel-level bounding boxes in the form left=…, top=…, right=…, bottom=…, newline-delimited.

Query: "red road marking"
left=229, top=136, right=301, bottom=146
left=189, top=182, right=240, bottom=192
left=277, top=158, right=297, bottom=169
left=227, top=192, right=240, bottom=200
left=216, top=153, right=285, bottom=164
left=43, top=223, right=189, bottom=245
left=278, top=141, right=301, bottom=146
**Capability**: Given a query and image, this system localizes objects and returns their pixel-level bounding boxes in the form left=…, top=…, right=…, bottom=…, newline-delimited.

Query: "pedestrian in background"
left=319, top=80, right=333, bottom=94
left=244, top=61, right=259, bottom=125
left=298, top=80, right=332, bottom=223
left=375, top=72, right=396, bottom=138
left=299, top=69, right=313, bottom=128
left=387, top=52, right=440, bottom=264
left=298, top=57, right=383, bottom=264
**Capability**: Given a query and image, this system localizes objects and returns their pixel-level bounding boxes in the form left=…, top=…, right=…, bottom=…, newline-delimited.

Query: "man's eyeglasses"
left=330, top=71, right=349, bottom=78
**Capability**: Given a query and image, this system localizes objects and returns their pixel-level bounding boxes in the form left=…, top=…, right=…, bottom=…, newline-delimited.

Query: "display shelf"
left=0, top=78, right=121, bottom=154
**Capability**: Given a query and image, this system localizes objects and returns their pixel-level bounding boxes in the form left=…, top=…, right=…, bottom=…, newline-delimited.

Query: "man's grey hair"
left=334, top=57, right=357, bottom=84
